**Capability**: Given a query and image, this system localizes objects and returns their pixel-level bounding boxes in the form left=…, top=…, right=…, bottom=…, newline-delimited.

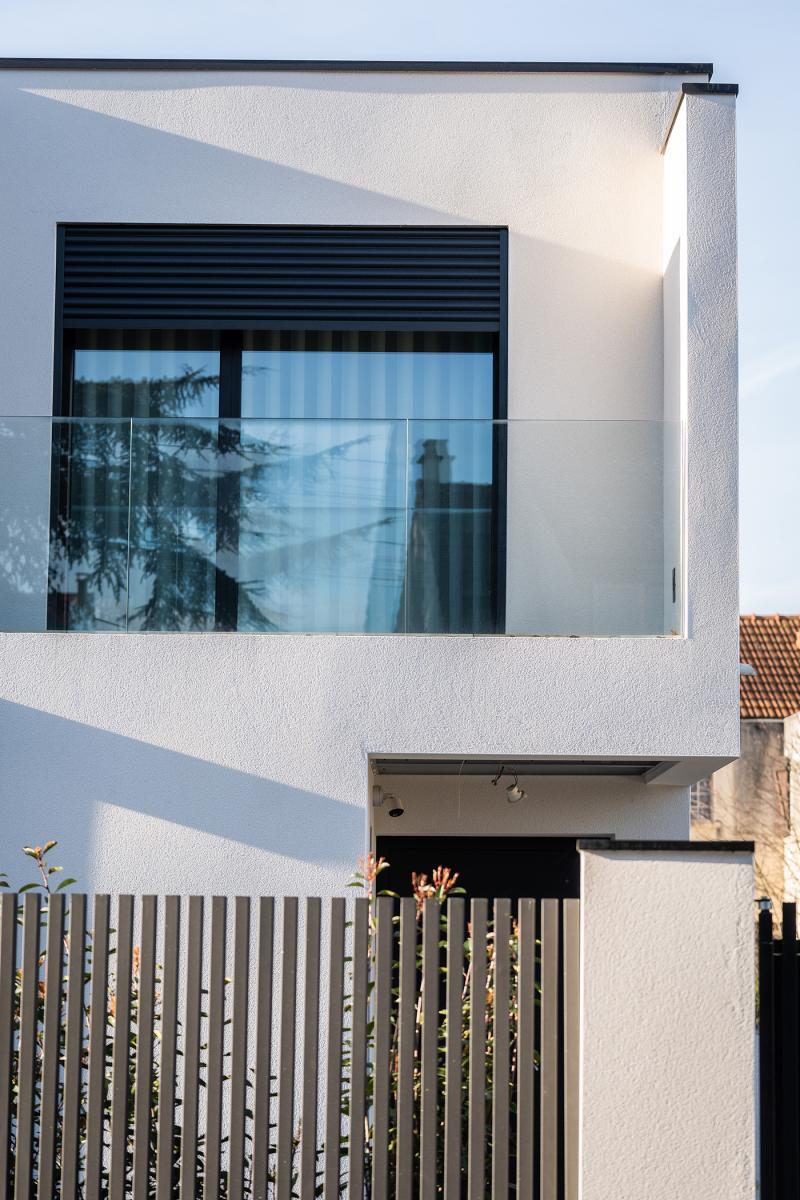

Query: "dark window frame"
left=51, top=224, right=509, bottom=633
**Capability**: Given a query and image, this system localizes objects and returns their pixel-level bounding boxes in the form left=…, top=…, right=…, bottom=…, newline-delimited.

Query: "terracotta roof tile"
left=739, top=614, right=800, bottom=720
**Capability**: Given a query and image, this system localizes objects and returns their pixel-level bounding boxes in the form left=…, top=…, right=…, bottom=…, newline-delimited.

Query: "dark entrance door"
left=375, top=836, right=580, bottom=901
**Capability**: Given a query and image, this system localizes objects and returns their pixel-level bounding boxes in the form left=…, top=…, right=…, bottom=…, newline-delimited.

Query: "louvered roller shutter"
left=59, top=225, right=506, bottom=330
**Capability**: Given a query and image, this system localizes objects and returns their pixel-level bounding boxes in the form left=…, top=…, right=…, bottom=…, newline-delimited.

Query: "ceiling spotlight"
left=491, top=765, right=527, bottom=804
left=506, top=777, right=526, bottom=804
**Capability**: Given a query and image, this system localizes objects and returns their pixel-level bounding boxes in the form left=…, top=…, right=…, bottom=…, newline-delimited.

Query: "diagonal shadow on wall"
left=0, top=698, right=363, bottom=895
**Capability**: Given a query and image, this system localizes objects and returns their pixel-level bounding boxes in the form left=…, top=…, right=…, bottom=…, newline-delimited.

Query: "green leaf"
left=18, top=883, right=39, bottom=892
left=56, top=878, right=77, bottom=892
left=43, top=840, right=57, bottom=854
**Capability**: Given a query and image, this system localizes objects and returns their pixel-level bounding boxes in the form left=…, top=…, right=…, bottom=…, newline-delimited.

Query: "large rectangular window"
left=51, top=225, right=507, bottom=634
left=51, top=327, right=502, bottom=633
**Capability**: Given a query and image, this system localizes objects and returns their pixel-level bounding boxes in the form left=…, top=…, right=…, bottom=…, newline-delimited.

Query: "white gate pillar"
left=578, top=840, right=755, bottom=1200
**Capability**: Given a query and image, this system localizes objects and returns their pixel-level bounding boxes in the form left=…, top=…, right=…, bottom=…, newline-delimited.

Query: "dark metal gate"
left=758, top=900, right=800, bottom=1200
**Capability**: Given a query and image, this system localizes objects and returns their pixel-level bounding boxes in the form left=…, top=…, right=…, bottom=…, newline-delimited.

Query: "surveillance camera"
left=384, top=793, right=405, bottom=818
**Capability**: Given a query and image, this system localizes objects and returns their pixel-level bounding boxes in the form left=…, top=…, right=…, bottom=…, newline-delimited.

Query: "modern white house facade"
left=0, top=61, right=753, bottom=1199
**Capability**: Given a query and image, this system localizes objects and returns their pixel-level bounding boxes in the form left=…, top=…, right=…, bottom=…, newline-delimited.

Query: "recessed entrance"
left=375, top=835, right=580, bottom=901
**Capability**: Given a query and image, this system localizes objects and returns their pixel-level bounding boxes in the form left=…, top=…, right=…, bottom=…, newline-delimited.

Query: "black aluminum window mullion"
left=48, top=329, right=75, bottom=629
left=214, top=332, right=242, bottom=631
left=491, top=332, right=507, bottom=635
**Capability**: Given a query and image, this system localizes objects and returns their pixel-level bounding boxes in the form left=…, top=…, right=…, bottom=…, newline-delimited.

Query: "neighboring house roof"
left=740, top=614, right=800, bottom=720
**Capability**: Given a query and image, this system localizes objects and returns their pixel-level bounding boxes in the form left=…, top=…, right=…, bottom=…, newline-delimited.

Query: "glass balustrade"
left=0, top=417, right=683, bottom=636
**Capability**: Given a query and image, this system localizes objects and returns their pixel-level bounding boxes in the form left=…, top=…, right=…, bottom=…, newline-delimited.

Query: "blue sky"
left=5, top=0, right=799, bottom=614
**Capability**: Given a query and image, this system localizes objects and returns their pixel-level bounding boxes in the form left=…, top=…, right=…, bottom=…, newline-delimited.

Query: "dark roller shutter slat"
left=61, top=224, right=505, bottom=329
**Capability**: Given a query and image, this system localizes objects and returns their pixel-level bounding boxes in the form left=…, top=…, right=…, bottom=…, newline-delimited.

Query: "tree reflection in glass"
left=49, top=329, right=496, bottom=632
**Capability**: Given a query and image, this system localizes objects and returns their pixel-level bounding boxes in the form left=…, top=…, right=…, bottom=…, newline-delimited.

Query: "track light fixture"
left=491, top=764, right=527, bottom=804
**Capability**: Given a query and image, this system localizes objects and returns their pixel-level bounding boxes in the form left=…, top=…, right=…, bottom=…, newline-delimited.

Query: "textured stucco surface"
left=2, top=632, right=721, bottom=893
left=580, top=847, right=755, bottom=1200
left=0, top=74, right=739, bottom=895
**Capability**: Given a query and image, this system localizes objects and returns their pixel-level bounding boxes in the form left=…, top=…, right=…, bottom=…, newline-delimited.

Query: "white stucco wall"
left=0, top=71, right=738, bottom=896
left=580, top=845, right=755, bottom=1200
left=662, top=100, right=688, bottom=636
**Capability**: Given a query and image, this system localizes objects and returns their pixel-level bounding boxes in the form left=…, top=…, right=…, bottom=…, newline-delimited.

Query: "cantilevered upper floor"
left=0, top=61, right=739, bottom=775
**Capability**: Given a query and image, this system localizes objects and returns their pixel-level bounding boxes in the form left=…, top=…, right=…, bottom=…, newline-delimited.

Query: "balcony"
left=0, top=417, right=682, bottom=636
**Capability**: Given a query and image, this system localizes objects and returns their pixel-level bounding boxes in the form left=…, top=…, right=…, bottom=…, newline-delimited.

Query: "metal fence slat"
left=229, top=897, right=251, bottom=1200
left=491, top=899, right=511, bottom=1200
left=539, top=900, right=559, bottom=1200
left=85, top=894, right=111, bottom=1200
left=468, top=899, right=488, bottom=1200
left=253, top=897, right=275, bottom=1200
left=372, top=897, right=394, bottom=1200
left=347, top=899, right=369, bottom=1200
left=13, top=893, right=41, bottom=1200
left=133, top=895, right=158, bottom=1200
left=324, top=898, right=346, bottom=1200
left=395, top=898, right=417, bottom=1200
left=563, top=899, right=581, bottom=1200
left=179, top=896, right=204, bottom=1200
left=301, top=898, right=322, bottom=1200
left=110, top=895, right=135, bottom=1200
left=444, top=898, right=465, bottom=1200
left=421, top=899, right=440, bottom=1200
left=38, top=892, right=65, bottom=1200
left=0, top=894, right=17, bottom=1200
left=61, top=893, right=87, bottom=1200
left=782, top=902, right=799, bottom=1200
left=758, top=904, right=776, bottom=1200
left=204, top=896, right=228, bottom=1200
left=277, top=897, right=299, bottom=1200
left=156, top=896, right=180, bottom=1200
left=515, top=899, right=536, bottom=1200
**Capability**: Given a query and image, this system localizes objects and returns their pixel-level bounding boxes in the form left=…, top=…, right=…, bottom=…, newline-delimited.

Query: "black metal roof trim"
left=577, top=839, right=755, bottom=853
left=683, top=81, right=738, bottom=95
left=0, top=58, right=714, bottom=76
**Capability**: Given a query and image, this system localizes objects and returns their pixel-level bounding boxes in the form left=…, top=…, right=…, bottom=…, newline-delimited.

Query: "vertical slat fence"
left=0, top=892, right=579, bottom=1200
